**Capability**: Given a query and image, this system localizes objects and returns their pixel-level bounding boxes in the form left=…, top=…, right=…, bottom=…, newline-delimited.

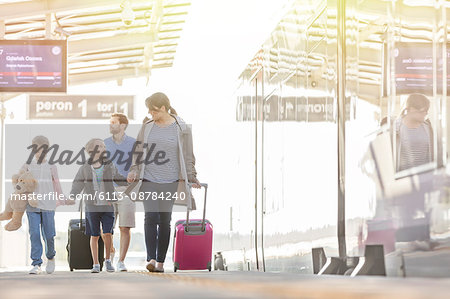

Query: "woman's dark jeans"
left=145, top=211, right=172, bottom=262
left=141, top=180, right=178, bottom=263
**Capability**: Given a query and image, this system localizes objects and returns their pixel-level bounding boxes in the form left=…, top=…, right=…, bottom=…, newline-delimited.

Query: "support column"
left=0, top=20, right=5, bottom=38
left=45, top=13, right=54, bottom=39
left=337, top=0, right=347, bottom=258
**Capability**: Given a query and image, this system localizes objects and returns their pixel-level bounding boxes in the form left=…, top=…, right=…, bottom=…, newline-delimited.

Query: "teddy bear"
left=0, top=170, right=38, bottom=231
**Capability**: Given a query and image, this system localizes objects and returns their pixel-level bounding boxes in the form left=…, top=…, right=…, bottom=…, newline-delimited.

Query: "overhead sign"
left=0, top=40, right=67, bottom=92
left=395, top=43, right=433, bottom=95
left=28, top=95, right=134, bottom=120
left=394, top=42, right=450, bottom=95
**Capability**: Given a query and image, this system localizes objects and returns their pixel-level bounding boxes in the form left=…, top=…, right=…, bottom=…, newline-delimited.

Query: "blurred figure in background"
left=394, top=94, right=434, bottom=249
left=395, top=93, right=433, bottom=172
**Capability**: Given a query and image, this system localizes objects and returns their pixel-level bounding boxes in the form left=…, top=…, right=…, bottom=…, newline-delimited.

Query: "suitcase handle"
left=186, top=183, right=208, bottom=232
left=79, top=194, right=84, bottom=230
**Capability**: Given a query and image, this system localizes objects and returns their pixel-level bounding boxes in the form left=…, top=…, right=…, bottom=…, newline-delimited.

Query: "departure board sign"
left=28, top=95, right=134, bottom=120
left=394, top=42, right=450, bottom=95
left=0, top=40, right=67, bottom=92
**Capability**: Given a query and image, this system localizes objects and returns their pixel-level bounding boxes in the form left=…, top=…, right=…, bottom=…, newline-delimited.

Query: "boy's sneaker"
left=105, top=259, right=115, bottom=272
left=91, top=264, right=101, bottom=273
left=117, top=261, right=127, bottom=272
left=29, top=265, right=42, bottom=275
left=46, top=258, right=55, bottom=274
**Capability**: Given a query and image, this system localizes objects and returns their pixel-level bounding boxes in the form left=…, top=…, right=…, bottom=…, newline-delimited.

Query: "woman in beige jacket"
left=126, top=92, right=200, bottom=272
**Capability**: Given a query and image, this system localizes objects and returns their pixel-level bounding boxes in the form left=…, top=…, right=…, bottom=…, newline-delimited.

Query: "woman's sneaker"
left=91, top=264, right=101, bottom=273
left=117, top=261, right=127, bottom=272
left=46, top=258, right=55, bottom=274
left=154, top=262, right=164, bottom=273
left=29, top=265, right=42, bottom=275
left=105, top=259, right=115, bottom=272
left=146, top=260, right=156, bottom=272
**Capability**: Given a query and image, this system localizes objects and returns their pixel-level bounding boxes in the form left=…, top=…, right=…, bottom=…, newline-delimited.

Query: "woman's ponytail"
left=169, top=106, right=178, bottom=115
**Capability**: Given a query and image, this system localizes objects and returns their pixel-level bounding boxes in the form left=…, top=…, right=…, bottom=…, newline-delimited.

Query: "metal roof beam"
left=69, top=58, right=173, bottom=72
left=54, top=3, right=190, bottom=20
left=0, top=0, right=153, bottom=21
left=68, top=65, right=171, bottom=85
left=5, top=19, right=185, bottom=35
left=71, top=43, right=177, bottom=57
left=68, top=32, right=179, bottom=55
left=69, top=50, right=176, bottom=63
left=68, top=27, right=182, bottom=39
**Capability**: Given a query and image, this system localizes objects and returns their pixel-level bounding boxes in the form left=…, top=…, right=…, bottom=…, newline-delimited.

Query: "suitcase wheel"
left=174, top=266, right=178, bottom=273
left=70, top=268, right=73, bottom=272
left=208, top=266, right=211, bottom=272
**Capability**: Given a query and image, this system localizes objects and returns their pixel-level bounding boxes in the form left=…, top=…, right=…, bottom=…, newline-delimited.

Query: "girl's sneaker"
left=29, top=265, right=42, bottom=275
left=91, top=264, right=101, bottom=273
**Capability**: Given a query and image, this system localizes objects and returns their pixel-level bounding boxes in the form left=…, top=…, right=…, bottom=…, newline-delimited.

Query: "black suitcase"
left=66, top=201, right=104, bottom=271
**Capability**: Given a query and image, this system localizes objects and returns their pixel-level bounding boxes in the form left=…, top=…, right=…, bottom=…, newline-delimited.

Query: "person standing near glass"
left=395, top=93, right=433, bottom=172
left=394, top=93, right=434, bottom=248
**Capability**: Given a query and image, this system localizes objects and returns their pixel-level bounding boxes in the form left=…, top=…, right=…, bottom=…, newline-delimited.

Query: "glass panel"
left=344, top=0, right=388, bottom=242
left=305, top=0, right=338, bottom=258
left=254, top=69, right=265, bottom=271
left=251, top=0, right=339, bottom=273
left=346, top=0, right=450, bottom=277
left=388, top=1, right=443, bottom=177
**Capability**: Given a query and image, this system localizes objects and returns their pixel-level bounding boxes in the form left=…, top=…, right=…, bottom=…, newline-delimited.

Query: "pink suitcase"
left=173, top=183, right=213, bottom=272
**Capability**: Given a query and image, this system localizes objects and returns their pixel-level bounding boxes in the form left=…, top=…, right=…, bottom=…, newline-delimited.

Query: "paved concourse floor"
left=1, top=270, right=450, bottom=299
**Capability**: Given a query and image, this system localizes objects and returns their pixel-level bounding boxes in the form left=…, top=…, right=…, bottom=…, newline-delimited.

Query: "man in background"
left=104, top=113, right=136, bottom=272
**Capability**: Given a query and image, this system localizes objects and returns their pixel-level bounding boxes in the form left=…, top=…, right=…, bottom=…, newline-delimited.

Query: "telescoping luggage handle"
left=79, top=195, right=83, bottom=230
left=185, top=182, right=208, bottom=233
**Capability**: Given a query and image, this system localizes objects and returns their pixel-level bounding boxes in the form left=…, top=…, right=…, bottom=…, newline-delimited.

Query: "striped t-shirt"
left=143, top=122, right=179, bottom=183
left=396, top=120, right=432, bottom=171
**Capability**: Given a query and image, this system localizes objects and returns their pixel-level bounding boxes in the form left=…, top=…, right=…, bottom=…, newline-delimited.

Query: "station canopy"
left=0, top=0, right=190, bottom=86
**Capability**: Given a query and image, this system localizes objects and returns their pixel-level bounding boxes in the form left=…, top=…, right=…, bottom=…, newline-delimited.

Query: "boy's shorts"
left=113, top=186, right=136, bottom=228
left=113, top=196, right=136, bottom=228
left=85, top=212, right=115, bottom=237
